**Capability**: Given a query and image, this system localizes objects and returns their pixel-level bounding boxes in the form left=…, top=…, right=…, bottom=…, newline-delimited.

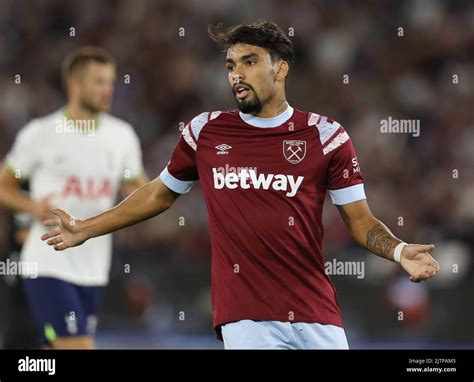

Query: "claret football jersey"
left=160, top=104, right=365, bottom=336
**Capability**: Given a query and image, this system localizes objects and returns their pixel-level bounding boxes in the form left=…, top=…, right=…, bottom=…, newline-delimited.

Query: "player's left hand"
left=400, top=244, right=440, bottom=282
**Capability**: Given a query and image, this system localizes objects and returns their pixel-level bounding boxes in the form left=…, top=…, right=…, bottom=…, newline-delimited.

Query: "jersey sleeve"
left=121, top=126, right=144, bottom=183
left=4, top=121, right=41, bottom=180
left=325, top=126, right=366, bottom=205
left=159, top=119, right=199, bottom=194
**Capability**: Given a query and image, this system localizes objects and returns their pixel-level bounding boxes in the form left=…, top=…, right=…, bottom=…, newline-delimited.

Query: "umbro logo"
left=215, top=144, right=232, bottom=155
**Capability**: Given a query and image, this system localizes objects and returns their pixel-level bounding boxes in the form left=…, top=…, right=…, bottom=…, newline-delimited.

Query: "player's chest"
left=195, top=127, right=326, bottom=177
left=39, top=133, right=123, bottom=178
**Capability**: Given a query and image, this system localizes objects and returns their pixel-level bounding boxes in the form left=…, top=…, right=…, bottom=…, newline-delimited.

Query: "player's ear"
left=66, top=75, right=78, bottom=94
left=275, top=60, right=289, bottom=82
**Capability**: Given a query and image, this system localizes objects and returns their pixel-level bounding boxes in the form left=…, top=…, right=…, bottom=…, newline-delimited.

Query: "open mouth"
left=234, top=84, right=252, bottom=100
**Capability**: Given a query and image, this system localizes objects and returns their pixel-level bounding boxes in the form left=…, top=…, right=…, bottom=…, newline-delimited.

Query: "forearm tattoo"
left=366, top=222, right=400, bottom=259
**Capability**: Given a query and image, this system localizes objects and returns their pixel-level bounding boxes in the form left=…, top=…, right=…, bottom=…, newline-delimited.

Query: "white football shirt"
left=5, top=108, right=143, bottom=285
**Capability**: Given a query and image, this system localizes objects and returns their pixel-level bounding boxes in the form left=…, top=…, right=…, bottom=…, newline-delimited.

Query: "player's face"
left=74, top=62, right=116, bottom=113
left=226, top=43, right=281, bottom=114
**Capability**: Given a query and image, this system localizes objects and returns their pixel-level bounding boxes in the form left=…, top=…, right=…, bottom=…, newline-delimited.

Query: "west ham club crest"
left=283, top=140, right=306, bottom=164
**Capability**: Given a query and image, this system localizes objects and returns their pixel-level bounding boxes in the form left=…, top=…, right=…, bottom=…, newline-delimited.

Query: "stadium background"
left=0, top=0, right=472, bottom=348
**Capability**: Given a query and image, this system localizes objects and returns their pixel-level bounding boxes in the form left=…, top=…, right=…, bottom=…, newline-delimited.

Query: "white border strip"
left=323, top=131, right=350, bottom=155
left=182, top=124, right=197, bottom=151
left=159, top=167, right=195, bottom=194
left=329, top=184, right=366, bottom=205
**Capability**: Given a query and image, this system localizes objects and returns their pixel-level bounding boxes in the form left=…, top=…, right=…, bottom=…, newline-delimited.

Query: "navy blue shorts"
left=22, top=277, right=103, bottom=345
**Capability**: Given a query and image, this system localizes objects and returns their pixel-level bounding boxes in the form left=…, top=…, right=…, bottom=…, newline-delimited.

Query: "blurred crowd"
left=0, top=0, right=472, bottom=346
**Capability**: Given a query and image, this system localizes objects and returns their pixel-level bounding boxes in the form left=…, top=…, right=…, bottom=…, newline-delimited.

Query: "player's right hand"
left=40, top=208, right=88, bottom=251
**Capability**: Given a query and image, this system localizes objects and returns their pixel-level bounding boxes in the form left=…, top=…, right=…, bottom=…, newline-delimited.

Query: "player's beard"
left=235, top=90, right=263, bottom=114
left=79, top=97, right=107, bottom=114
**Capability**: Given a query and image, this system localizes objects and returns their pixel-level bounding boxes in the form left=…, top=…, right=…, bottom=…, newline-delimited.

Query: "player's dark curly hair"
left=208, top=21, right=294, bottom=68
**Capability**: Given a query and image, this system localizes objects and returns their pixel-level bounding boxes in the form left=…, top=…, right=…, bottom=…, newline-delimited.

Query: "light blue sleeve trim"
left=159, top=167, right=195, bottom=194
left=329, top=184, right=366, bottom=205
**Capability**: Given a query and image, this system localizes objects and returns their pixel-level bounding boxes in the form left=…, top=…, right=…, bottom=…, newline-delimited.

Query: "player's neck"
left=252, top=98, right=288, bottom=118
left=65, top=103, right=100, bottom=122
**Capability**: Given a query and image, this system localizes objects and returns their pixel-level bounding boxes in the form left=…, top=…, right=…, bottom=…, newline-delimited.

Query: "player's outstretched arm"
left=337, top=200, right=440, bottom=282
left=41, top=177, right=179, bottom=251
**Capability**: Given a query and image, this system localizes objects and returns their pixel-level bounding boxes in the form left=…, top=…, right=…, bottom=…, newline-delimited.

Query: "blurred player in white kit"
left=0, top=46, right=147, bottom=349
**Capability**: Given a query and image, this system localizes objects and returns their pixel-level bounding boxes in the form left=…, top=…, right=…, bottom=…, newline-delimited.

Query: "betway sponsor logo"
left=212, top=168, right=304, bottom=197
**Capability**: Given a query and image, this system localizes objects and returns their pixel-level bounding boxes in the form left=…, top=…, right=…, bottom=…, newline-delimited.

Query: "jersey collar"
left=61, top=107, right=102, bottom=133
left=239, top=104, right=294, bottom=128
